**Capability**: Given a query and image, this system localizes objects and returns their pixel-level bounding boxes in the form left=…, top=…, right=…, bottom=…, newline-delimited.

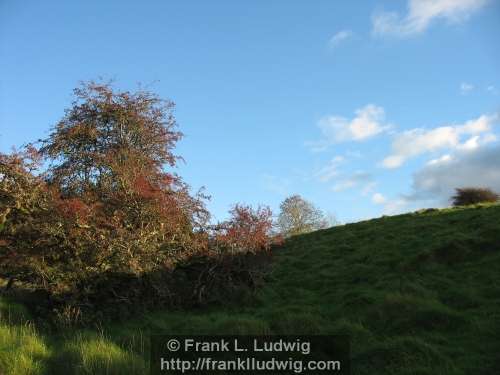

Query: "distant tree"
left=451, top=187, right=499, bottom=206
left=324, top=212, right=340, bottom=227
left=277, top=195, right=332, bottom=237
left=215, top=204, right=275, bottom=253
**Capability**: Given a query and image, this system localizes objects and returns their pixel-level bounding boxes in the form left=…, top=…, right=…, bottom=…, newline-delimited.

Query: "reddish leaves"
left=55, top=197, right=91, bottom=221
left=215, top=204, right=276, bottom=253
left=1, top=82, right=282, bottom=324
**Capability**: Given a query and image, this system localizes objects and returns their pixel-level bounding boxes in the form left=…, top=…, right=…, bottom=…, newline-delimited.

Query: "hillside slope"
left=1, top=204, right=500, bottom=374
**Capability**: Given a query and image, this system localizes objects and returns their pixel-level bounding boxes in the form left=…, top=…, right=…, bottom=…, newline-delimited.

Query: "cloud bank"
left=382, top=114, right=497, bottom=168
left=409, top=145, right=500, bottom=204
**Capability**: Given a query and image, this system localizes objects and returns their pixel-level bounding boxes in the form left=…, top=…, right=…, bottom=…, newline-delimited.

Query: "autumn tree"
left=40, top=82, right=210, bottom=261
left=215, top=204, right=275, bottom=253
left=277, top=195, right=331, bottom=237
left=0, top=148, right=53, bottom=281
left=0, top=81, right=212, bottom=294
left=39, top=82, right=181, bottom=195
left=0, top=81, right=281, bottom=323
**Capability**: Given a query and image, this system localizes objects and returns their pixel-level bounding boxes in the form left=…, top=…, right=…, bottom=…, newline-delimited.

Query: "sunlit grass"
left=0, top=322, right=50, bottom=375
left=52, top=331, right=147, bottom=375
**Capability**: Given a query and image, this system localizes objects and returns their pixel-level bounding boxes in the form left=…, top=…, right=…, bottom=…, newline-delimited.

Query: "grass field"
left=1, top=203, right=500, bottom=374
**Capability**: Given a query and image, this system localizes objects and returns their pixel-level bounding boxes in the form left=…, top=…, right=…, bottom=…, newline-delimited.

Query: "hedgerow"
left=0, top=82, right=279, bottom=325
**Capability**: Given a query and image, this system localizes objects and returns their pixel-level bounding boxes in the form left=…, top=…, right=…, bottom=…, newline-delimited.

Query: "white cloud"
left=372, top=0, right=489, bottom=37
left=372, top=192, right=387, bottom=204
left=460, top=82, right=474, bottom=94
left=381, top=114, right=497, bottom=168
left=315, top=153, right=376, bottom=193
left=316, top=104, right=390, bottom=146
left=427, top=154, right=452, bottom=165
left=329, top=30, right=353, bottom=48
left=409, top=144, right=500, bottom=204
left=332, top=171, right=372, bottom=192
left=315, top=156, right=344, bottom=182
left=382, top=198, right=412, bottom=215
left=458, top=135, right=481, bottom=151
left=371, top=192, right=412, bottom=214
left=332, top=180, right=356, bottom=192
left=382, top=126, right=459, bottom=168
left=457, top=115, right=494, bottom=134
left=361, top=181, right=378, bottom=196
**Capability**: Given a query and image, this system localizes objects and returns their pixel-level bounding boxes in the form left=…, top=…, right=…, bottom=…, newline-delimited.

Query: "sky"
left=1, top=0, right=500, bottom=223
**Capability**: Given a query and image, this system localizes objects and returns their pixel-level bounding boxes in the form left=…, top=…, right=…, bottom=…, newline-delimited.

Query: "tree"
left=39, top=81, right=182, bottom=197
left=215, top=204, right=275, bottom=253
left=38, top=82, right=211, bottom=254
left=1, top=81, right=287, bottom=324
left=452, top=187, right=499, bottom=206
left=0, top=81, right=213, bottom=292
left=277, top=195, right=332, bottom=237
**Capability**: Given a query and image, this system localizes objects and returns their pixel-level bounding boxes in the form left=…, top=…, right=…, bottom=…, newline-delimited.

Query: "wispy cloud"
left=371, top=193, right=412, bottom=215
left=372, top=0, right=489, bottom=37
left=331, top=171, right=373, bottom=192
left=487, top=85, right=498, bottom=95
left=315, top=156, right=345, bottom=182
left=381, top=114, right=497, bottom=168
left=460, top=82, right=474, bottom=94
left=361, top=181, right=378, bottom=196
left=328, top=30, right=353, bottom=48
left=314, top=153, right=376, bottom=195
left=261, top=174, right=291, bottom=196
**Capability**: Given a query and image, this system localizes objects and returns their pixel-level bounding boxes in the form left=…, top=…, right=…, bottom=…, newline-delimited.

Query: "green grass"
left=1, top=203, right=500, bottom=374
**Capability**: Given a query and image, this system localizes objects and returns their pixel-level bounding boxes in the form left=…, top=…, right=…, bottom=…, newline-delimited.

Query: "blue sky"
left=1, top=0, right=500, bottom=223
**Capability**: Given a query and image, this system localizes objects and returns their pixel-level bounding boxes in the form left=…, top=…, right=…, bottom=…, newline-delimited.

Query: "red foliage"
left=55, top=197, right=91, bottom=221
left=215, top=204, right=276, bottom=253
left=0, top=82, right=282, bottom=324
left=132, top=174, right=159, bottom=199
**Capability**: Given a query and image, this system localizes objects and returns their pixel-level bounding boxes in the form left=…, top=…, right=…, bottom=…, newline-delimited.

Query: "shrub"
left=0, top=82, right=278, bottom=325
left=214, top=204, right=278, bottom=253
left=451, top=187, right=499, bottom=206
left=0, top=148, right=59, bottom=287
left=1, top=82, right=211, bottom=294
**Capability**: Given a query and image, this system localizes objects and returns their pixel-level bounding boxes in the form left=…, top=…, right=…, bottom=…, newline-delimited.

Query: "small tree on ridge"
left=277, top=195, right=331, bottom=237
left=452, top=187, right=499, bottom=206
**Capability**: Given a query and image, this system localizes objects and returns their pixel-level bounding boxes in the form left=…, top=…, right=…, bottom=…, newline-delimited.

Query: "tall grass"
left=0, top=321, right=49, bottom=375
left=53, top=331, right=147, bottom=375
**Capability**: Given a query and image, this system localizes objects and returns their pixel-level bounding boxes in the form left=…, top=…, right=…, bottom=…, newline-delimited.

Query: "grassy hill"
left=1, top=203, right=500, bottom=374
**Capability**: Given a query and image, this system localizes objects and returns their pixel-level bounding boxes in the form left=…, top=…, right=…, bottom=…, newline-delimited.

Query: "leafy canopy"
left=277, top=195, right=331, bottom=237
